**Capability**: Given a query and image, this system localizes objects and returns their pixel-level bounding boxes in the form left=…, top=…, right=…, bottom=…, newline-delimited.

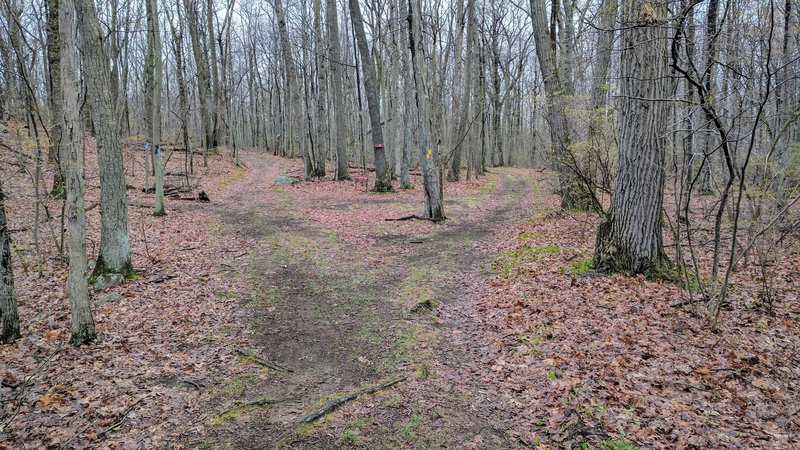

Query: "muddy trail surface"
left=199, top=153, right=544, bottom=449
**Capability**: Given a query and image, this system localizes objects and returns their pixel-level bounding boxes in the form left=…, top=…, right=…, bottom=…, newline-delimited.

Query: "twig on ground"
left=234, top=348, right=293, bottom=373
left=385, top=214, right=441, bottom=223
left=1, top=343, right=63, bottom=433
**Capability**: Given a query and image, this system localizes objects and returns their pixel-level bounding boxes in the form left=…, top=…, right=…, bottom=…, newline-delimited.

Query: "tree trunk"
left=46, top=0, right=65, bottom=199
left=398, top=0, right=412, bottom=188
left=407, top=0, right=444, bottom=219
left=75, top=0, right=132, bottom=276
left=183, top=0, right=213, bottom=158
left=349, top=0, right=391, bottom=192
left=147, top=0, right=165, bottom=216
left=207, top=0, right=221, bottom=147
left=169, top=0, right=191, bottom=180
left=594, top=0, right=669, bottom=275
left=325, top=0, right=350, bottom=180
left=698, top=0, right=719, bottom=194
left=312, top=0, right=328, bottom=178
left=588, top=0, right=618, bottom=152
left=529, top=0, right=596, bottom=211
left=448, top=0, right=476, bottom=182
left=274, top=0, right=302, bottom=160
left=0, top=179, right=20, bottom=344
left=775, top=0, right=794, bottom=210
left=61, top=0, right=96, bottom=345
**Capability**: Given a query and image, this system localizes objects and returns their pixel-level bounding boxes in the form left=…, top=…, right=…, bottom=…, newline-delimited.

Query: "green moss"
left=492, top=244, right=562, bottom=278
left=89, top=259, right=137, bottom=284
left=396, top=414, right=423, bottom=441
left=341, top=430, right=362, bottom=443
left=212, top=398, right=276, bottom=425
left=570, top=259, right=594, bottom=275
left=69, top=326, right=97, bottom=347
left=645, top=260, right=703, bottom=293
left=220, top=165, right=247, bottom=188
left=222, top=374, right=257, bottom=397
left=373, top=174, right=393, bottom=193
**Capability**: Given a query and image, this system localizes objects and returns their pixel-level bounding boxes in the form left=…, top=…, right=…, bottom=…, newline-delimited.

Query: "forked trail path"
left=203, top=152, right=544, bottom=449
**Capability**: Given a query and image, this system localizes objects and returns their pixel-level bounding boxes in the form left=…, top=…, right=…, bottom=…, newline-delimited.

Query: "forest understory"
left=0, top=130, right=797, bottom=449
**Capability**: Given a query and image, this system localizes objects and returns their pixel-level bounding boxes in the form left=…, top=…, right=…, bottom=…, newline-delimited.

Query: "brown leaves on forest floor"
left=0, top=126, right=289, bottom=448
left=431, top=177, right=800, bottom=449
left=1, top=123, right=797, bottom=449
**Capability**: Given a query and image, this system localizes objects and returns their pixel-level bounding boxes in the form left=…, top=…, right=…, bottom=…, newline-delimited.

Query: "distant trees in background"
left=0, top=0, right=796, bottom=343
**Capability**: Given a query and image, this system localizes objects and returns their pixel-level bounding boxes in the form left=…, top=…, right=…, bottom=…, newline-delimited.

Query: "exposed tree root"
left=300, top=376, right=407, bottom=424
left=234, top=348, right=293, bottom=373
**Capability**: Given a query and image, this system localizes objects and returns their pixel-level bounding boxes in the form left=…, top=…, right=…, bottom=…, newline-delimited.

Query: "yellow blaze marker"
left=425, top=148, right=433, bottom=160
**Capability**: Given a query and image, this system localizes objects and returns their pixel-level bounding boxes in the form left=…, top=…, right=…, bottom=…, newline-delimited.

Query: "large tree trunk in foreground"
left=529, top=0, right=596, bottom=211
left=75, top=0, right=132, bottom=276
left=0, top=179, right=20, bottom=344
left=594, top=0, right=669, bottom=274
left=407, top=0, right=444, bottom=219
left=61, top=0, right=96, bottom=346
left=326, top=0, right=351, bottom=180
left=349, top=0, right=391, bottom=192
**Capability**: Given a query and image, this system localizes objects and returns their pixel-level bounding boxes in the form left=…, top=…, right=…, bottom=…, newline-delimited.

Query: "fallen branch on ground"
left=385, top=214, right=441, bottom=223
left=234, top=348, right=293, bottom=373
left=300, top=376, right=407, bottom=424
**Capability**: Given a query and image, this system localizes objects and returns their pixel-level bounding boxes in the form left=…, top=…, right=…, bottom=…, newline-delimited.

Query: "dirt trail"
left=202, top=153, right=543, bottom=449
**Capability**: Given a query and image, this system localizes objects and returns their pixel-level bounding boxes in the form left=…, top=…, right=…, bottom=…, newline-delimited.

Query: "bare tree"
left=61, top=0, right=96, bottom=345
left=326, top=0, right=351, bottom=180
left=46, top=0, right=65, bottom=199
left=529, top=0, right=597, bottom=211
left=75, top=0, right=133, bottom=276
left=408, top=0, right=444, bottom=219
left=146, top=0, right=165, bottom=216
left=0, top=178, right=20, bottom=344
left=594, top=0, right=669, bottom=274
left=349, top=0, right=391, bottom=191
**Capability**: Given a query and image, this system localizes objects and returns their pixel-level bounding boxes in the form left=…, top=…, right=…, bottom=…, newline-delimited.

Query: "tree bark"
left=398, top=0, right=412, bottom=188
left=146, top=0, right=165, bottom=216
left=0, top=179, right=20, bottom=344
left=349, top=0, right=391, bottom=192
left=183, top=0, right=213, bottom=158
left=61, top=0, right=96, bottom=345
left=594, top=0, right=669, bottom=274
left=775, top=0, right=794, bottom=210
left=46, top=0, right=65, bottom=199
left=326, top=0, right=351, bottom=180
left=75, top=0, right=133, bottom=276
left=588, top=0, right=618, bottom=148
left=169, top=0, right=191, bottom=178
left=698, top=0, right=719, bottom=194
left=448, top=0, right=476, bottom=182
left=529, top=0, right=596, bottom=211
left=274, top=0, right=302, bottom=160
left=407, top=0, right=444, bottom=219
left=312, top=0, right=328, bottom=178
